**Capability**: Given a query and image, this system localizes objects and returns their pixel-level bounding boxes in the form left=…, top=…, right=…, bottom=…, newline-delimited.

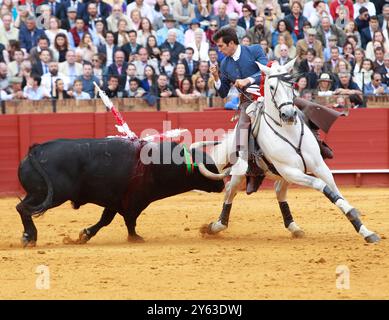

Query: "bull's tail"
left=22, top=145, right=54, bottom=217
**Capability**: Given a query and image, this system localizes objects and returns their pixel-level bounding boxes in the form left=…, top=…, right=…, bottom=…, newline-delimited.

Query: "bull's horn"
left=197, top=163, right=230, bottom=181
left=189, top=141, right=221, bottom=150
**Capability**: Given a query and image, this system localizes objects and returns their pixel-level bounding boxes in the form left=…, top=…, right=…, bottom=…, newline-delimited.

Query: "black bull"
left=16, top=138, right=225, bottom=246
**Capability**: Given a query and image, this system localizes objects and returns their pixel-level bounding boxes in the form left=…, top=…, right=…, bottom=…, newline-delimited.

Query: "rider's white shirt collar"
left=232, top=45, right=241, bottom=61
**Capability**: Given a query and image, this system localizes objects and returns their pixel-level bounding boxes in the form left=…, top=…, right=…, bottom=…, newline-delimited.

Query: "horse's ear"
left=284, top=58, right=297, bottom=73
left=255, top=61, right=270, bottom=75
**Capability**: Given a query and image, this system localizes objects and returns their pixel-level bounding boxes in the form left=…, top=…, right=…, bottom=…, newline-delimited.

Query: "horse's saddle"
left=244, top=85, right=280, bottom=179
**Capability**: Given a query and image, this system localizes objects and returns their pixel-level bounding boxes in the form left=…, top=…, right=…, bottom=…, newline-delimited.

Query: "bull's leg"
left=123, top=211, right=145, bottom=243
left=16, top=198, right=38, bottom=247
left=78, top=208, right=117, bottom=244
left=274, top=179, right=305, bottom=238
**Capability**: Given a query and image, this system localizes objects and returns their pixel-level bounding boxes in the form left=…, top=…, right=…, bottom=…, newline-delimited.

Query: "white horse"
left=194, top=59, right=380, bottom=243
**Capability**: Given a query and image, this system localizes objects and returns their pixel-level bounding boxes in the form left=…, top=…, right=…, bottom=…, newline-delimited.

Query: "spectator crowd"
left=0, top=0, right=388, bottom=107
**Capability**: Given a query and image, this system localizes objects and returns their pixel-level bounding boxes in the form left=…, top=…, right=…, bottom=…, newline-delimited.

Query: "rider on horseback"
left=210, top=27, right=268, bottom=194
left=211, top=28, right=339, bottom=195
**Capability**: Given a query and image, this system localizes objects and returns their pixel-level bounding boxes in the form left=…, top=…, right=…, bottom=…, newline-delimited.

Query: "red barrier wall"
left=325, top=109, right=389, bottom=169
left=0, top=109, right=388, bottom=195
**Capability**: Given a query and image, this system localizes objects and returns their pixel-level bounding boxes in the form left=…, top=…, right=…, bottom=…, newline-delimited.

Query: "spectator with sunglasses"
left=353, top=0, right=376, bottom=20
left=205, top=20, right=219, bottom=48
left=364, top=72, right=389, bottom=95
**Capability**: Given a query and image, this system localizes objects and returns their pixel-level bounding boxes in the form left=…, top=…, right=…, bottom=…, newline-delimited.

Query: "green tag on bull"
left=182, top=144, right=197, bottom=174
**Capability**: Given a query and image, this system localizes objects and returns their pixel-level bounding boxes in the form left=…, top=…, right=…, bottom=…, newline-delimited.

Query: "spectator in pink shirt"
left=213, top=0, right=242, bottom=17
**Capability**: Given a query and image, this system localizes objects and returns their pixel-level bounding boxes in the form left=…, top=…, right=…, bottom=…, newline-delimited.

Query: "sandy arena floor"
left=0, top=187, right=388, bottom=300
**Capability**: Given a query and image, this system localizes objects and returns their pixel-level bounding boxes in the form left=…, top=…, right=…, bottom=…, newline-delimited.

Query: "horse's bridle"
left=266, top=72, right=297, bottom=127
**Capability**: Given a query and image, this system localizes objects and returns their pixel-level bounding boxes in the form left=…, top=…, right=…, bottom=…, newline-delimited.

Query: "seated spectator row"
left=0, top=0, right=389, bottom=107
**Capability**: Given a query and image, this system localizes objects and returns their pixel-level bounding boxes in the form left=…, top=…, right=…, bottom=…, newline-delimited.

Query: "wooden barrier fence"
left=1, top=97, right=226, bottom=114
left=1, top=96, right=389, bottom=114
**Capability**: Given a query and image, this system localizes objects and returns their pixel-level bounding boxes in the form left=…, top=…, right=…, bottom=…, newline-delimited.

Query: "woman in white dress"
left=353, top=58, right=374, bottom=91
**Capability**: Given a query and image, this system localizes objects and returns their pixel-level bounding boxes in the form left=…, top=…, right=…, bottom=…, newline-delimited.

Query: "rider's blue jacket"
left=217, top=44, right=268, bottom=98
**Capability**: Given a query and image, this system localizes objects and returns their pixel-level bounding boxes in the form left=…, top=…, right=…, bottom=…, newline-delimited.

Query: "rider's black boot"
left=246, top=174, right=265, bottom=195
left=246, top=156, right=266, bottom=194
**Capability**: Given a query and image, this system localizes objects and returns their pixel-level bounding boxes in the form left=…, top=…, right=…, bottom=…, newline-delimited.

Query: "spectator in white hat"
left=316, top=72, right=334, bottom=96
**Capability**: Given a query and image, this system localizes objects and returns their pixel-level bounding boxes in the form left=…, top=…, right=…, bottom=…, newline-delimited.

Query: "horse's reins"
left=261, top=71, right=308, bottom=173
left=263, top=111, right=307, bottom=173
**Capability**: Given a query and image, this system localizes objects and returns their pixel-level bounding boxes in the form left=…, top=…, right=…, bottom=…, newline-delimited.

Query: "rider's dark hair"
left=213, top=28, right=239, bottom=45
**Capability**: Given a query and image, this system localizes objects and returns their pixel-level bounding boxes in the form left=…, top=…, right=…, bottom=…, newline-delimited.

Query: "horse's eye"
left=270, top=86, right=275, bottom=90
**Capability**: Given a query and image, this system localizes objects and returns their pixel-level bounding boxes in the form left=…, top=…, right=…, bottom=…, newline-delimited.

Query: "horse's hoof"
left=200, top=221, right=227, bottom=235
left=287, top=222, right=304, bottom=238
left=21, top=233, right=36, bottom=248
left=78, top=229, right=91, bottom=244
left=128, top=234, right=145, bottom=243
left=292, top=229, right=305, bottom=238
left=364, top=233, right=380, bottom=243
left=22, top=240, right=36, bottom=248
